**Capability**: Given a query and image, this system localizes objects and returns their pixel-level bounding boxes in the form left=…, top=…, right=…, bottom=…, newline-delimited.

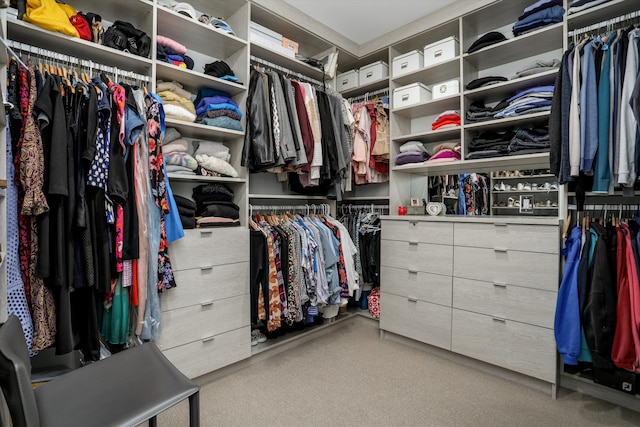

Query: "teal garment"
left=101, top=278, right=130, bottom=345
left=592, top=32, right=617, bottom=192
left=578, top=227, right=598, bottom=362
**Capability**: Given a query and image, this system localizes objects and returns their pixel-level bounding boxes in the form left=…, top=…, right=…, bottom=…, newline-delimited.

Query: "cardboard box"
left=282, top=37, right=299, bottom=54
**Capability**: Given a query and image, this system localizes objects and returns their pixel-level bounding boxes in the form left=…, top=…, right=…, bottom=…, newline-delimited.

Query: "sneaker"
left=251, top=329, right=267, bottom=345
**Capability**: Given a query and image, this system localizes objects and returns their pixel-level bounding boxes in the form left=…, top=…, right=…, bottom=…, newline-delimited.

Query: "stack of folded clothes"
left=157, top=80, right=196, bottom=122
left=466, top=31, right=507, bottom=54
left=493, top=85, right=554, bottom=118
left=156, top=35, right=194, bottom=70
left=192, top=183, right=240, bottom=227
left=427, top=142, right=461, bottom=163
left=465, top=99, right=509, bottom=123
left=466, top=76, right=508, bottom=90
left=194, top=140, right=239, bottom=178
left=513, top=58, right=561, bottom=78
left=164, top=127, right=196, bottom=175
left=431, top=110, right=461, bottom=131
left=174, top=195, right=197, bottom=229
left=508, top=127, right=550, bottom=154
left=467, top=131, right=515, bottom=159
left=194, top=88, right=243, bottom=131
left=513, top=0, right=565, bottom=36
left=395, top=140, right=430, bottom=166
left=568, top=0, right=612, bottom=14
left=204, top=60, right=240, bottom=84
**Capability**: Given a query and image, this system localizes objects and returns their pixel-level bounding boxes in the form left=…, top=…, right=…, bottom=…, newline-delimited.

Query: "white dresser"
left=158, top=228, right=251, bottom=379
left=380, top=216, right=560, bottom=387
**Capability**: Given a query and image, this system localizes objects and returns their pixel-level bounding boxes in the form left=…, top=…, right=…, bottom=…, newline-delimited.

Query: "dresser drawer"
left=451, top=309, right=556, bottom=383
left=157, top=294, right=249, bottom=350
left=382, top=219, right=453, bottom=245
left=169, top=228, right=248, bottom=271
left=453, top=246, right=558, bottom=292
left=380, top=292, right=451, bottom=350
left=162, top=326, right=250, bottom=379
left=452, top=277, right=556, bottom=328
left=454, top=222, right=559, bottom=254
left=381, top=266, right=452, bottom=307
left=381, top=240, right=453, bottom=276
left=160, top=262, right=249, bottom=312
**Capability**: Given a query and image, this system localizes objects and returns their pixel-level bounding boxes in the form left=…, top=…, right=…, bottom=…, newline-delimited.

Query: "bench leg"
left=148, top=415, right=157, bottom=427
left=189, top=391, right=200, bottom=427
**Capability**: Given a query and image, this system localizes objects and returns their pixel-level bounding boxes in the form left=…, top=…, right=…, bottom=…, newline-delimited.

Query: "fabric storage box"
left=359, top=61, right=389, bottom=84
left=423, top=36, right=459, bottom=67
left=393, top=83, right=432, bottom=109
left=392, top=50, right=423, bottom=77
left=249, top=21, right=283, bottom=44
left=431, top=79, right=460, bottom=99
left=337, top=70, right=359, bottom=92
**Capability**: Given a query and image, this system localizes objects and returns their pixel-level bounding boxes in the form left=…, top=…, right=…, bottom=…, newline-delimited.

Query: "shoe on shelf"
left=517, top=182, right=524, bottom=191
left=251, top=329, right=267, bottom=346
left=549, top=182, right=558, bottom=190
left=504, top=184, right=512, bottom=191
left=523, top=183, right=532, bottom=191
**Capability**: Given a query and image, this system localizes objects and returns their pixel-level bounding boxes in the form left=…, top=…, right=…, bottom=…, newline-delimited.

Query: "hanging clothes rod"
left=348, top=88, right=390, bottom=103
left=568, top=10, right=640, bottom=38
left=6, top=40, right=150, bottom=84
left=340, top=204, right=389, bottom=212
left=249, top=203, right=332, bottom=216
left=250, top=55, right=324, bottom=87
left=0, top=36, right=27, bottom=68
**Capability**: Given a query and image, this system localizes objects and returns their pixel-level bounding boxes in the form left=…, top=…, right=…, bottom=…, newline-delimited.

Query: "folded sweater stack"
left=568, top=0, right=612, bottom=14
left=427, top=142, right=461, bottom=163
left=194, top=88, right=243, bottom=131
left=513, top=0, right=565, bottom=36
left=192, top=183, right=240, bottom=227
left=157, top=81, right=196, bottom=122
left=493, top=85, right=554, bottom=119
left=395, top=140, right=430, bottom=166
left=432, top=110, right=461, bottom=131
left=174, top=195, right=197, bottom=229
left=156, top=35, right=194, bottom=69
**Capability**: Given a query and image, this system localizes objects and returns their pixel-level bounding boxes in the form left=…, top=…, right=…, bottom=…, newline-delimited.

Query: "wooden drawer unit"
left=169, top=228, right=248, bottom=271
left=157, top=294, right=249, bottom=350
left=453, top=222, right=558, bottom=254
left=380, top=292, right=451, bottom=350
left=381, top=266, right=452, bottom=307
left=453, top=246, right=558, bottom=292
left=382, top=219, right=453, bottom=245
left=161, top=262, right=249, bottom=312
left=451, top=309, right=556, bottom=383
left=452, top=277, right=556, bottom=328
left=381, top=240, right=453, bottom=277
left=163, top=326, right=250, bottom=379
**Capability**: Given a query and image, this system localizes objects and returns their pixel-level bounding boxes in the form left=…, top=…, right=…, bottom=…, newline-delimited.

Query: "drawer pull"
left=407, top=297, right=418, bottom=302
left=200, top=300, right=214, bottom=307
left=366, top=71, right=373, bottom=78
left=408, top=269, right=418, bottom=274
left=408, top=240, right=419, bottom=246
left=199, top=229, right=213, bottom=236
left=201, top=335, right=215, bottom=343
left=402, top=94, right=410, bottom=101
left=342, top=79, right=348, bottom=85
left=434, top=49, right=442, bottom=57
left=493, top=282, right=507, bottom=288
left=492, top=316, right=506, bottom=323
left=401, top=62, right=408, bottom=68
left=494, top=222, right=508, bottom=227
left=494, top=247, right=508, bottom=253
left=409, top=221, right=418, bottom=226
left=200, top=264, right=214, bottom=271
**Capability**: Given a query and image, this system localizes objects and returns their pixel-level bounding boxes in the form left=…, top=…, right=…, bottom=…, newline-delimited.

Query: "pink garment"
left=156, top=35, right=187, bottom=55
left=427, top=149, right=461, bottom=163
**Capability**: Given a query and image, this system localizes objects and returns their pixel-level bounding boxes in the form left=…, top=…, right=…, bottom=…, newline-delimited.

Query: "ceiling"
left=282, top=0, right=458, bottom=45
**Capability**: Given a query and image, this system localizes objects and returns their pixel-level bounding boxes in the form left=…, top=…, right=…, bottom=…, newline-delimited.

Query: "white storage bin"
left=337, top=70, right=359, bottom=92
left=359, top=61, right=389, bottom=84
left=393, top=83, right=432, bottom=109
left=392, top=50, right=423, bottom=77
left=249, top=21, right=283, bottom=44
left=423, top=36, right=459, bottom=67
left=431, top=79, right=460, bottom=100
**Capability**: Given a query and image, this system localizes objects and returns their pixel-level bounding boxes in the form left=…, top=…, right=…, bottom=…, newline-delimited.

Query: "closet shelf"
left=341, top=196, right=390, bottom=201
left=491, top=189, right=558, bottom=194
left=340, top=77, right=389, bottom=98
left=164, top=118, right=244, bottom=141
left=250, top=43, right=328, bottom=81
left=167, top=174, right=246, bottom=184
left=6, top=16, right=152, bottom=74
left=155, top=63, right=246, bottom=96
left=392, top=56, right=460, bottom=87
left=248, top=194, right=329, bottom=200
left=493, top=173, right=556, bottom=180
left=492, top=206, right=558, bottom=210
left=392, top=152, right=550, bottom=175
left=157, top=7, right=247, bottom=59
left=463, top=111, right=550, bottom=131
left=392, top=127, right=461, bottom=144
left=567, top=0, right=638, bottom=30
left=462, top=23, right=563, bottom=70
left=464, top=69, right=558, bottom=102
left=392, top=94, right=460, bottom=119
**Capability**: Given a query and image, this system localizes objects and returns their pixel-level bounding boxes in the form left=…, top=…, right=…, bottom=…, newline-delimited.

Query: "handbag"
left=103, top=20, right=151, bottom=58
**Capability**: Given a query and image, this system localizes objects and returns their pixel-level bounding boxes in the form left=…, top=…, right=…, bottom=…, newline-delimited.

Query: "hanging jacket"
left=242, top=69, right=274, bottom=170
left=611, top=225, right=636, bottom=370
left=555, top=226, right=582, bottom=365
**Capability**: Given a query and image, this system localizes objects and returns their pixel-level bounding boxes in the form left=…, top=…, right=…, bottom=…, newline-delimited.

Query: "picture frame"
left=410, top=198, right=421, bottom=207
left=519, top=195, right=534, bottom=214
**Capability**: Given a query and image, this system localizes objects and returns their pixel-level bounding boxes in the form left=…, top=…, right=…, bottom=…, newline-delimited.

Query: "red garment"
left=432, top=115, right=461, bottom=130
left=622, top=224, right=640, bottom=371
left=611, top=226, right=637, bottom=370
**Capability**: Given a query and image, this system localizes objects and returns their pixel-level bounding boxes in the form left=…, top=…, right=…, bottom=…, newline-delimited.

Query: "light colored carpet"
left=156, top=317, right=640, bottom=427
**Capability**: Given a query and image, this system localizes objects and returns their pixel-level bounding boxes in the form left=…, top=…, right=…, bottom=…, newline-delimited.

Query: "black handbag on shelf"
left=102, top=20, right=151, bottom=58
